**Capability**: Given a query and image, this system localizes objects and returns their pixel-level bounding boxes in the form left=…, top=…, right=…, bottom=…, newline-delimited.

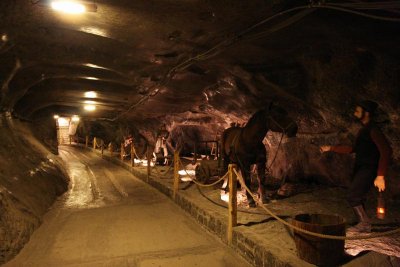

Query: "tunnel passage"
left=1, top=0, right=400, bottom=264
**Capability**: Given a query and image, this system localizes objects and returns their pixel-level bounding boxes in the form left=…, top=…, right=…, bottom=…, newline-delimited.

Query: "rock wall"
left=0, top=113, right=68, bottom=264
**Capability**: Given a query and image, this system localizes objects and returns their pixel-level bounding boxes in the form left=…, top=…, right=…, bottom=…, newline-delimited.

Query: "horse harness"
left=227, top=115, right=294, bottom=173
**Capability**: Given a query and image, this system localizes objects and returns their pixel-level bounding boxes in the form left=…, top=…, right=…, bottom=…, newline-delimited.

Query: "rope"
left=132, top=146, right=143, bottom=160
left=195, top=177, right=287, bottom=216
left=153, top=152, right=174, bottom=177
left=321, top=4, right=400, bottom=22
left=152, top=163, right=174, bottom=178
left=232, top=168, right=400, bottom=240
left=94, top=139, right=103, bottom=149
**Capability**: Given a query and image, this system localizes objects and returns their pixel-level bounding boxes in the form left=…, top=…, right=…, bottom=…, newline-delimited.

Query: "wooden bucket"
left=292, top=214, right=345, bottom=266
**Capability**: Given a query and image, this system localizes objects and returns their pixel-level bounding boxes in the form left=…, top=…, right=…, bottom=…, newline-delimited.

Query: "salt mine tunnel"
left=1, top=1, right=400, bottom=266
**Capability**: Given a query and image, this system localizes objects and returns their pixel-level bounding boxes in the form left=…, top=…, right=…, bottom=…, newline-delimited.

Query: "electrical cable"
left=320, top=4, right=400, bottom=22
left=113, top=2, right=400, bottom=121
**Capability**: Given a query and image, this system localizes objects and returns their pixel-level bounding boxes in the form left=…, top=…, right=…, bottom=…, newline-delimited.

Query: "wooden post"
left=109, top=142, right=113, bottom=153
left=173, top=150, right=180, bottom=200
left=120, top=143, right=124, bottom=160
left=93, top=137, right=96, bottom=149
left=130, top=143, right=135, bottom=167
left=228, top=164, right=237, bottom=245
left=85, top=136, right=89, bottom=148
left=101, top=140, right=104, bottom=157
left=69, top=136, right=72, bottom=145
left=147, top=150, right=151, bottom=182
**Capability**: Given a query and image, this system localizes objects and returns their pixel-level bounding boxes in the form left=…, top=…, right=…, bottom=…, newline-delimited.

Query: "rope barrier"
left=151, top=151, right=174, bottom=178
left=93, top=137, right=103, bottom=149
left=232, top=168, right=400, bottom=241
left=195, top=181, right=284, bottom=216
left=83, top=139, right=400, bottom=241
left=152, top=163, right=174, bottom=178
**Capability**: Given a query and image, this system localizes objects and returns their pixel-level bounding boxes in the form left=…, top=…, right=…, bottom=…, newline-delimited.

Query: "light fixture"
left=57, top=117, right=69, bottom=126
left=376, top=192, right=385, bottom=219
left=84, top=63, right=106, bottom=69
left=53, top=114, right=59, bottom=119
left=1, top=34, right=8, bottom=42
left=71, top=115, right=80, bottom=122
left=84, top=105, right=96, bottom=111
left=84, top=91, right=97, bottom=98
left=83, top=76, right=99, bottom=80
left=50, top=1, right=97, bottom=14
left=51, top=1, right=86, bottom=14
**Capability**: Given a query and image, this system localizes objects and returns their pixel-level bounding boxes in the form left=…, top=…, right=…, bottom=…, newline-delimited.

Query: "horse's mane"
left=245, top=108, right=267, bottom=128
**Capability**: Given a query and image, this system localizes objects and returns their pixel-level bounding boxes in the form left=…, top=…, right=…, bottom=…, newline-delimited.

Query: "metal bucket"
left=292, top=214, right=345, bottom=266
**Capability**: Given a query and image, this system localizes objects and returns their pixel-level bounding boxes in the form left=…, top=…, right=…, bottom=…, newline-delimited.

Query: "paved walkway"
left=4, top=146, right=251, bottom=267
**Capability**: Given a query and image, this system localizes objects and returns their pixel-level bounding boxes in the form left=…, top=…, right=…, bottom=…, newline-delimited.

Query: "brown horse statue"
left=221, top=102, right=298, bottom=207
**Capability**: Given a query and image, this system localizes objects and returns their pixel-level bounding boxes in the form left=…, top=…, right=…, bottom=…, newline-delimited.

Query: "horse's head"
left=266, top=103, right=298, bottom=137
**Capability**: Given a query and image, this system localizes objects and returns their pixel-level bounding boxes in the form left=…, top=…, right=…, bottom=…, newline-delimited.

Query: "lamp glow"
left=53, top=115, right=59, bottom=119
left=84, top=63, right=106, bottom=69
left=84, top=76, right=99, bottom=80
left=51, top=1, right=86, bottom=14
left=84, top=91, right=97, bottom=98
left=71, top=116, right=80, bottom=122
left=1, top=34, right=8, bottom=42
left=84, top=105, right=96, bottom=111
left=57, top=117, right=69, bottom=126
left=376, top=192, right=385, bottom=219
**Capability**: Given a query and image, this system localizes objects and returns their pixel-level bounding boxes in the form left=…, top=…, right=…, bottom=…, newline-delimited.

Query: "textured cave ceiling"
left=1, top=0, right=400, bottom=133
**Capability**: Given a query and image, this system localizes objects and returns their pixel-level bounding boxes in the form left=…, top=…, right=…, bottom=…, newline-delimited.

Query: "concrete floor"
left=4, top=146, right=251, bottom=267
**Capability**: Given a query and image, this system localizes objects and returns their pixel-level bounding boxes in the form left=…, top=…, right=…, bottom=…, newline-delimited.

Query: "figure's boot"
left=350, top=205, right=371, bottom=232
left=246, top=191, right=256, bottom=208
left=258, top=185, right=269, bottom=204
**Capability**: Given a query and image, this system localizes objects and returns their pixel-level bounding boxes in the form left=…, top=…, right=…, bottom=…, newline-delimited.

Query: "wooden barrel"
left=195, top=160, right=221, bottom=183
left=292, top=214, right=345, bottom=266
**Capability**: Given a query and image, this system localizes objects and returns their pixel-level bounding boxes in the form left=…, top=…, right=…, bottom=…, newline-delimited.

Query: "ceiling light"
left=84, top=91, right=97, bottom=98
left=53, top=114, right=59, bottom=119
left=51, top=1, right=86, bottom=14
left=1, top=34, right=8, bottom=42
left=71, top=116, right=80, bottom=122
left=84, top=63, right=106, bottom=69
left=84, top=76, right=99, bottom=80
left=57, top=117, right=69, bottom=126
left=84, top=105, right=96, bottom=111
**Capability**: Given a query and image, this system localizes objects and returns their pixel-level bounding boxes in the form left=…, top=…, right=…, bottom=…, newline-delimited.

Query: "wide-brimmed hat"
left=357, top=100, right=378, bottom=114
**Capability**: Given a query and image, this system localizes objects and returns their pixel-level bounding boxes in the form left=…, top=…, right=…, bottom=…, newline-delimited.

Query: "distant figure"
left=123, top=134, right=133, bottom=159
left=154, top=124, right=169, bottom=164
left=124, top=134, right=133, bottom=147
left=320, top=100, right=392, bottom=232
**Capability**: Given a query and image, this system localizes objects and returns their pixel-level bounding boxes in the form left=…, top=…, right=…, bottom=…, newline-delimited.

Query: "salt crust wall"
left=0, top=113, right=68, bottom=264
